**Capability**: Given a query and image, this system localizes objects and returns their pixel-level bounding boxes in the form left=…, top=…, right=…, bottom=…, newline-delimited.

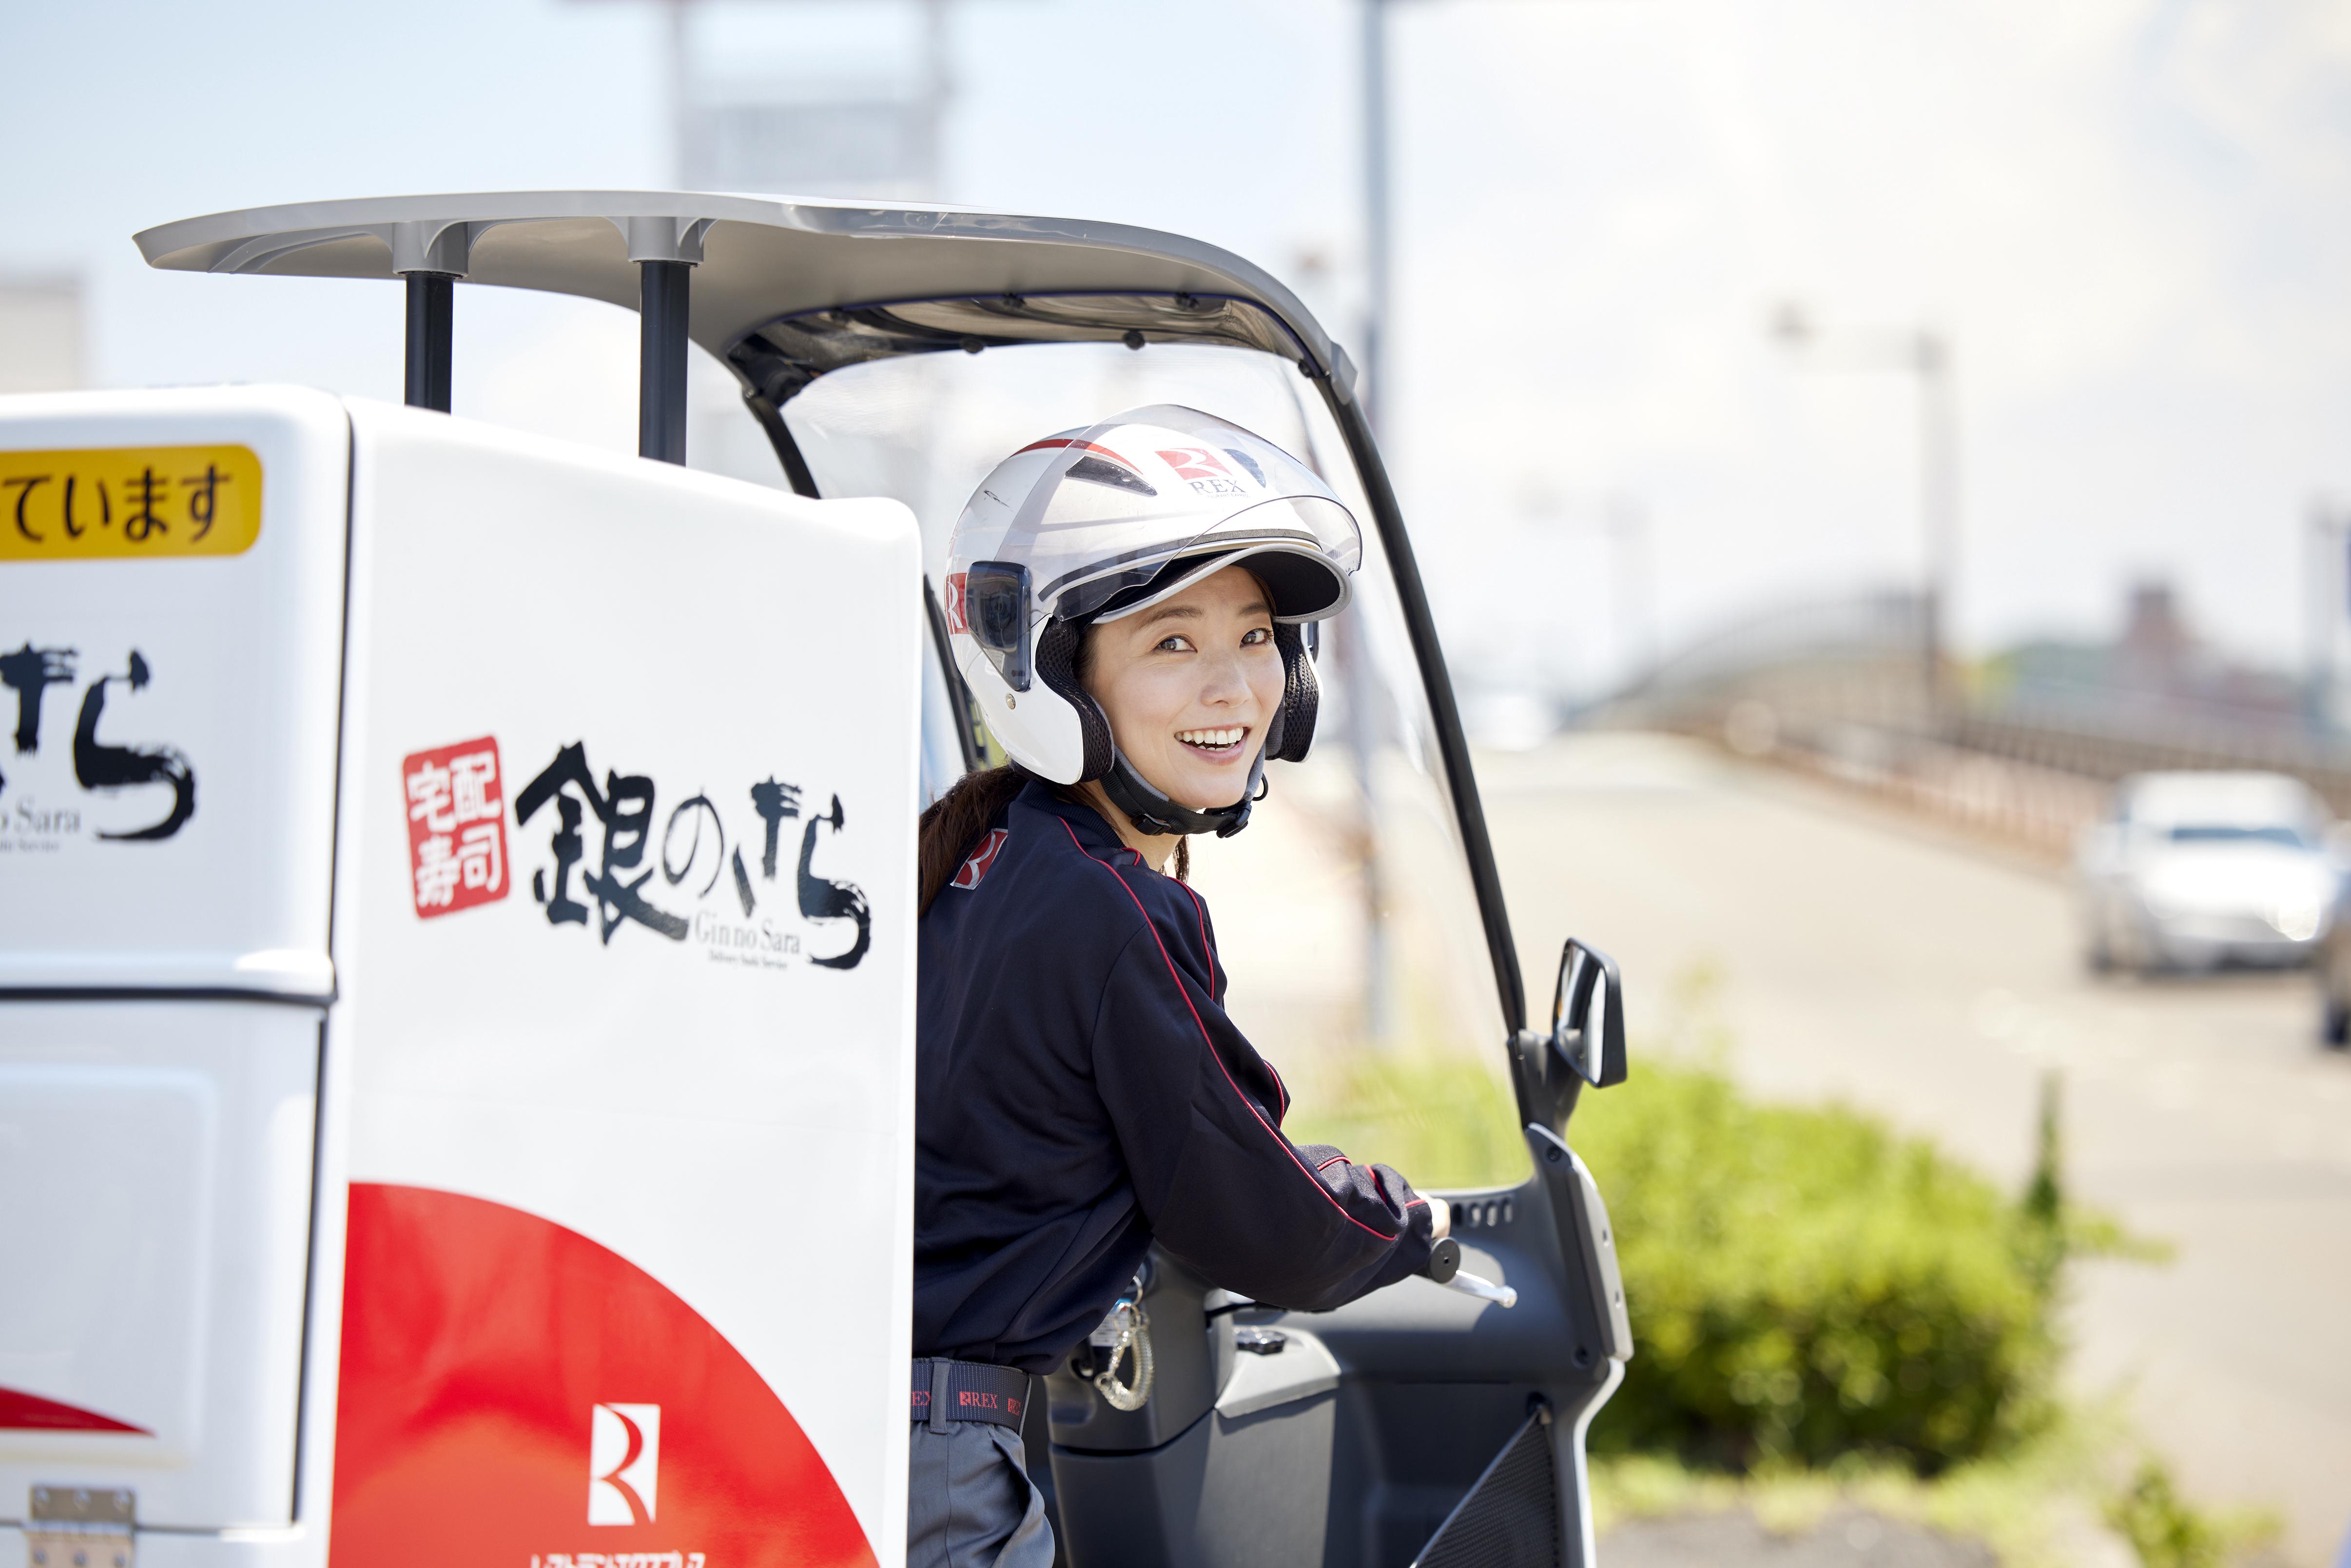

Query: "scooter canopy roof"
left=135, top=190, right=1352, bottom=407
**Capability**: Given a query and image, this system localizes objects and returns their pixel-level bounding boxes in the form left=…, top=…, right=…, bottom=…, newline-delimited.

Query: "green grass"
left=1589, top=1437, right=2278, bottom=1568
left=2103, top=1458, right=2281, bottom=1568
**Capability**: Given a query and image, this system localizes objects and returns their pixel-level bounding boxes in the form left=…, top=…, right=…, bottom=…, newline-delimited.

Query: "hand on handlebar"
left=1428, top=1196, right=1451, bottom=1241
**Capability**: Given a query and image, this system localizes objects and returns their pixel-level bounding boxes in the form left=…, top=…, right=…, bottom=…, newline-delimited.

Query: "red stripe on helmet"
left=1014, top=437, right=1132, bottom=464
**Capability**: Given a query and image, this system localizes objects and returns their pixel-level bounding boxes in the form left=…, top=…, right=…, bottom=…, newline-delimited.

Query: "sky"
left=3, top=0, right=2347, bottom=699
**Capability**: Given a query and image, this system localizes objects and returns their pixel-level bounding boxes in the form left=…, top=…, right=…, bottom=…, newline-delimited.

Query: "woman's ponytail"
left=919, top=765, right=1192, bottom=916
left=918, top=765, right=1031, bottom=915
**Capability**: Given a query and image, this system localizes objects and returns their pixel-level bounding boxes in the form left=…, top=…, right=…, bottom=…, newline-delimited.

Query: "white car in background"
left=2076, top=771, right=2340, bottom=975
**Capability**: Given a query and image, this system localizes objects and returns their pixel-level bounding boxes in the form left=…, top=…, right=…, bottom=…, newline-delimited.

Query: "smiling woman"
left=900, top=409, right=1451, bottom=1567
left=911, top=561, right=1285, bottom=896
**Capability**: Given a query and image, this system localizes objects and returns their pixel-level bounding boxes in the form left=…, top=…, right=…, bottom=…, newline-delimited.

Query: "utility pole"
left=1360, top=0, right=1394, bottom=429
left=917, top=0, right=951, bottom=196
left=1606, top=492, right=1658, bottom=689
left=1342, top=0, right=1403, bottom=1044
left=2306, top=495, right=2348, bottom=733
left=665, top=0, right=691, bottom=182
left=1914, top=331, right=1958, bottom=727
left=1772, top=303, right=1960, bottom=732
left=1352, top=0, right=1607, bottom=1042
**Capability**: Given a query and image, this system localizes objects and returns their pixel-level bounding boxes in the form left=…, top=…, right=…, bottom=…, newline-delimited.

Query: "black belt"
left=911, top=1357, right=1030, bottom=1432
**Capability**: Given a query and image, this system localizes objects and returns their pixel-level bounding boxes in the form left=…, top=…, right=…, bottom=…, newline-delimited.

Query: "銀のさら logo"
left=511, top=739, right=871, bottom=969
left=0, top=641, right=196, bottom=850
left=588, top=1402, right=661, bottom=1526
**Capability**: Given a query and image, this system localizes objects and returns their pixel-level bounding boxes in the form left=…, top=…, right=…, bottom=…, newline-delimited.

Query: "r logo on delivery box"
left=402, top=736, right=508, bottom=918
left=589, top=1403, right=661, bottom=1526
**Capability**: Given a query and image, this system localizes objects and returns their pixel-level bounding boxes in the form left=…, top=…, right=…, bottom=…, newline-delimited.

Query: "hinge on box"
left=25, top=1488, right=133, bottom=1568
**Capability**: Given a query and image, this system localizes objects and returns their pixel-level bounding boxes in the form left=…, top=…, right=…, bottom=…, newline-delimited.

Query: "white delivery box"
left=0, top=387, right=920, bottom=1568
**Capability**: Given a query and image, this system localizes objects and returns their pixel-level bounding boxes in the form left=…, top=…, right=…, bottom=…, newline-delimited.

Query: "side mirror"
left=1552, top=939, right=1627, bottom=1089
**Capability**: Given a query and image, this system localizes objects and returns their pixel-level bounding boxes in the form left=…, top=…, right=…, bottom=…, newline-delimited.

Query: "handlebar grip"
left=1442, top=1271, right=1518, bottom=1308
left=1422, top=1236, right=1516, bottom=1308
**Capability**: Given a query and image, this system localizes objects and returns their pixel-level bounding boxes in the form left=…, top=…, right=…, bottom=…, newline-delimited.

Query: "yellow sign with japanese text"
left=0, top=444, right=263, bottom=560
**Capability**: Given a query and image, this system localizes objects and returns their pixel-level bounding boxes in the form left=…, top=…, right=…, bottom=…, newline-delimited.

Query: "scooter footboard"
left=1049, top=1390, right=1355, bottom=1568
left=1049, top=1335, right=1595, bottom=1568
left=1044, top=1172, right=1621, bottom=1568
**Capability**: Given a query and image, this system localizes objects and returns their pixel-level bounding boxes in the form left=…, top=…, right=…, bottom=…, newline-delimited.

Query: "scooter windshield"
left=784, top=339, right=1526, bottom=1188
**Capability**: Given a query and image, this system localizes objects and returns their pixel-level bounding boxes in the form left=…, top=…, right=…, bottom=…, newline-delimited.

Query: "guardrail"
left=1729, top=704, right=2113, bottom=864
left=1606, top=663, right=2351, bottom=865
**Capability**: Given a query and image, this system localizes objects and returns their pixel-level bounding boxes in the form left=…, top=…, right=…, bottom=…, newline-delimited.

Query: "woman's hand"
left=1428, top=1196, right=1451, bottom=1241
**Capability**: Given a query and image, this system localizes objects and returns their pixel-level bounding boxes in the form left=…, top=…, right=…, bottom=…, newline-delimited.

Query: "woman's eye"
left=1156, top=635, right=1195, bottom=653
left=1241, top=627, right=1271, bottom=646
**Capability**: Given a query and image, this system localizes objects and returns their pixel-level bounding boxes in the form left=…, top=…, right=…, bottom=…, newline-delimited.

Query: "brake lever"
left=1423, top=1236, right=1518, bottom=1309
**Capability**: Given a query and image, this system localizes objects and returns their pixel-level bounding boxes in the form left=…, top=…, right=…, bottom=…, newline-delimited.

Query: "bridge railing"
left=1593, top=595, right=2351, bottom=859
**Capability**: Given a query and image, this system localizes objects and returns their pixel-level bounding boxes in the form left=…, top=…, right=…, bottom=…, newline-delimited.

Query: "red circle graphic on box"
left=332, top=1183, right=874, bottom=1568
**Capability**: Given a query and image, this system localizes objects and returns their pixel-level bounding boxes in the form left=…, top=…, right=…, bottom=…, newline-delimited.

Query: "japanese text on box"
left=0, top=444, right=263, bottom=560
left=403, top=736, right=509, bottom=919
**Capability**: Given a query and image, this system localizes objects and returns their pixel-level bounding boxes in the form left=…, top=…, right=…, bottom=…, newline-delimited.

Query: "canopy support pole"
left=404, top=272, right=454, bottom=412
left=639, top=260, right=691, bottom=464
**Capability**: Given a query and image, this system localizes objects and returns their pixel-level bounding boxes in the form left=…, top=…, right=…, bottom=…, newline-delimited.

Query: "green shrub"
left=1574, top=1061, right=2057, bottom=1471
left=1282, top=990, right=2152, bottom=1476
left=2104, top=1458, right=2279, bottom=1568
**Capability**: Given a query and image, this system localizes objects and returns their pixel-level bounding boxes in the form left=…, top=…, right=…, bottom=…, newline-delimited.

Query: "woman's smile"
left=1175, top=724, right=1251, bottom=759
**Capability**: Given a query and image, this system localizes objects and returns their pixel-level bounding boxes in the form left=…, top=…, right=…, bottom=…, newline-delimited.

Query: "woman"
left=910, top=407, right=1449, bottom=1567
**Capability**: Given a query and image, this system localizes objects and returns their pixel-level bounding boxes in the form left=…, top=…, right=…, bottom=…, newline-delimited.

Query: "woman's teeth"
left=1177, top=726, right=1247, bottom=753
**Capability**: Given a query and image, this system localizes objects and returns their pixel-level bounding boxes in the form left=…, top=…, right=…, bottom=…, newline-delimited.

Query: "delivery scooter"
left=0, top=190, right=1631, bottom=1568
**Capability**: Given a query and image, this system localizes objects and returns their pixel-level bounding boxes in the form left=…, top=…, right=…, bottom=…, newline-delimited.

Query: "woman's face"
left=1084, top=564, right=1286, bottom=812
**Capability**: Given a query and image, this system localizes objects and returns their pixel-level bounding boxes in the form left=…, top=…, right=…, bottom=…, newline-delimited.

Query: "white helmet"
left=944, top=405, right=1361, bottom=837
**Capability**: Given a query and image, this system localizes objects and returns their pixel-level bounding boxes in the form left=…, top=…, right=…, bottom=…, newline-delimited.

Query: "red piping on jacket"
left=1170, top=877, right=1220, bottom=1000
left=1060, top=817, right=1399, bottom=1242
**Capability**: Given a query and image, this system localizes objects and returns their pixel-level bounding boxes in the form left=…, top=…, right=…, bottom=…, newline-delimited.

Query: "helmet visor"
left=1050, top=495, right=1360, bottom=622
left=950, top=405, right=1362, bottom=633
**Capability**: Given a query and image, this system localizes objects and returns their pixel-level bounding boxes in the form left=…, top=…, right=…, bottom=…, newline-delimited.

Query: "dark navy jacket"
left=915, top=781, right=1436, bottom=1374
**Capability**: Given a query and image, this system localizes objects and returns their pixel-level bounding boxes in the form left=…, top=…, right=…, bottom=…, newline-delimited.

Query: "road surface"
left=1477, top=733, right=2351, bottom=1567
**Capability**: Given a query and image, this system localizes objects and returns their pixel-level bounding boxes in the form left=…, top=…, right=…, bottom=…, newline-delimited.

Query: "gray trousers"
left=907, top=1421, right=1055, bottom=1568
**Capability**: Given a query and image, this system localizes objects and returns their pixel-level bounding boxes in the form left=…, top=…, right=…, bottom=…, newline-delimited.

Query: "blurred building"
left=674, top=1, right=948, bottom=198
left=0, top=273, right=85, bottom=393
left=684, top=87, right=942, bottom=198
left=1982, top=580, right=2307, bottom=737
left=662, top=0, right=951, bottom=489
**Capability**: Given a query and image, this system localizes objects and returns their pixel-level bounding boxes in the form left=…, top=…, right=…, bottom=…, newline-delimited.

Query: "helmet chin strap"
left=1096, top=746, right=1265, bottom=840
